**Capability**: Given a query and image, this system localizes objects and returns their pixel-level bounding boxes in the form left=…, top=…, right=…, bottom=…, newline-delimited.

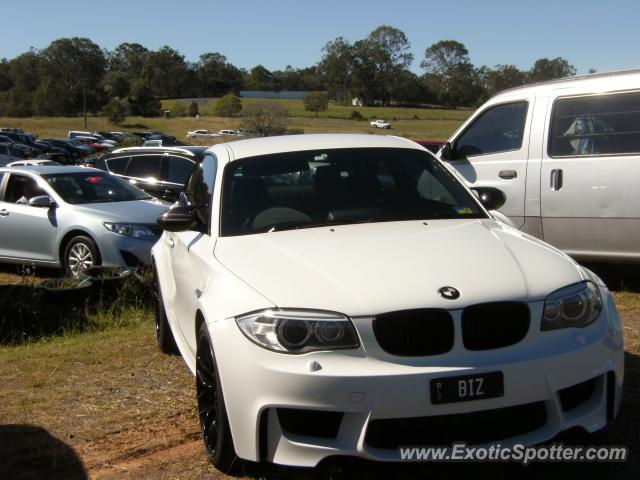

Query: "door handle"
left=550, top=169, right=563, bottom=191
left=165, top=235, right=175, bottom=248
left=498, top=170, right=517, bottom=179
left=0, top=209, right=8, bottom=217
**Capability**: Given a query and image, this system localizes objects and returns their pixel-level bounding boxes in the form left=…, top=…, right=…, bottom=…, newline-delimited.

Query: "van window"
left=453, top=101, right=528, bottom=158
left=549, top=91, right=640, bottom=157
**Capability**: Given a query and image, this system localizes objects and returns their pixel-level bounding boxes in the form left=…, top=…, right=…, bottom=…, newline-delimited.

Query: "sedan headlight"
left=236, top=309, right=360, bottom=353
left=541, top=281, right=602, bottom=331
left=103, top=222, right=156, bottom=239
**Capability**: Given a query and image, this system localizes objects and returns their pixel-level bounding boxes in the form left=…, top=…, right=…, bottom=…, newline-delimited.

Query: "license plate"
left=430, top=372, right=503, bottom=404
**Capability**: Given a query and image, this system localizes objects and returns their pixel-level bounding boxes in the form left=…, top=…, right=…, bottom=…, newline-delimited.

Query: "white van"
left=440, top=69, right=640, bottom=263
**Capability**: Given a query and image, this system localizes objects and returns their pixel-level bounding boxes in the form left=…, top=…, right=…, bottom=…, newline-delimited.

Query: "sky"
left=1, top=0, right=639, bottom=75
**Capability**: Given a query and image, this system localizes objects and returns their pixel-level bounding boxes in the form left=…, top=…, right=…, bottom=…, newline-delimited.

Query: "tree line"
left=0, top=26, right=579, bottom=118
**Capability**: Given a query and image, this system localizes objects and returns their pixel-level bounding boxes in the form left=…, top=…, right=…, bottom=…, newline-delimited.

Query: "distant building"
left=239, top=91, right=309, bottom=100
left=351, top=97, right=364, bottom=107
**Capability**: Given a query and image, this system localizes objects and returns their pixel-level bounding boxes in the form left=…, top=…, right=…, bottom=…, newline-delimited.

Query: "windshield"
left=220, top=147, right=486, bottom=236
left=43, top=172, right=152, bottom=204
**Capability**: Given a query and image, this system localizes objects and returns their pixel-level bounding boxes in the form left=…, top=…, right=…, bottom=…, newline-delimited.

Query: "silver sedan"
left=0, top=166, right=170, bottom=277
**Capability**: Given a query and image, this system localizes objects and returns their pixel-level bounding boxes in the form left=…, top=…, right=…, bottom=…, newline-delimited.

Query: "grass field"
left=0, top=99, right=470, bottom=146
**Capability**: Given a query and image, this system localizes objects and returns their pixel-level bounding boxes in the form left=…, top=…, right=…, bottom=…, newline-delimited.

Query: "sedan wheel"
left=64, top=236, right=99, bottom=278
left=196, top=323, right=237, bottom=472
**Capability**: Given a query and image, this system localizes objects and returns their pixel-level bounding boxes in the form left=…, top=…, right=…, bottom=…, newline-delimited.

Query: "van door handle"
left=550, top=169, right=563, bottom=190
left=0, top=209, right=9, bottom=217
left=498, top=170, right=517, bottom=179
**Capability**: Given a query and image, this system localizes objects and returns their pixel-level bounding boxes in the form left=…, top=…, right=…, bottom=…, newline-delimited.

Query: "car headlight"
left=236, top=309, right=360, bottom=353
left=103, top=222, right=155, bottom=238
left=541, top=281, right=602, bottom=331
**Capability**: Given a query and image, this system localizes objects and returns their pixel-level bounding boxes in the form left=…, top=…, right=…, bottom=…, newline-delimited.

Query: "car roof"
left=221, top=133, right=423, bottom=161
left=0, top=165, right=101, bottom=175
left=109, top=146, right=195, bottom=156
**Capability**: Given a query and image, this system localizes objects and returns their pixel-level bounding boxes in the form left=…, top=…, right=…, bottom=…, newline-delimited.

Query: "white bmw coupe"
left=152, top=134, right=624, bottom=470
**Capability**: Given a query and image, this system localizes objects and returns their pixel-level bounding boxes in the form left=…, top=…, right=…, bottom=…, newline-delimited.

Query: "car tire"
left=196, top=322, right=238, bottom=472
left=153, top=266, right=179, bottom=355
left=63, top=235, right=99, bottom=278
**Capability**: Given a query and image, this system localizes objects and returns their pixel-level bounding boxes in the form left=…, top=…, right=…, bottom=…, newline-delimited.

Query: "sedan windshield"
left=220, top=147, right=486, bottom=236
left=43, top=171, right=152, bottom=204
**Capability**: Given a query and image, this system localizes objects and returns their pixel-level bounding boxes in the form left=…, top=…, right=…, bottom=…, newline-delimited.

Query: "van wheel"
left=64, top=236, right=99, bottom=278
left=196, top=322, right=238, bottom=472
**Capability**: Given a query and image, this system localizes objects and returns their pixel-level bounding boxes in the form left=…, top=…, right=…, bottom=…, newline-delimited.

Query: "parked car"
left=143, top=139, right=163, bottom=147
left=0, top=135, right=34, bottom=157
left=8, top=159, right=63, bottom=167
left=41, top=139, right=91, bottom=160
left=95, top=147, right=199, bottom=201
left=0, top=166, right=170, bottom=276
left=1, top=131, right=48, bottom=155
left=187, top=129, right=219, bottom=139
left=68, top=131, right=117, bottom=146
left=413, top=139, right=445, bottom=154
left=73, top=136, right=115, bottom=153
left=217, top=129, right=243, bottom=136
left=152, top=134, right=623, bottom=469
left=0, top=143, right=24, bottom=166
left=439, top=68, right=640, bottom=263
left=370, top=119, right=391, bottom=129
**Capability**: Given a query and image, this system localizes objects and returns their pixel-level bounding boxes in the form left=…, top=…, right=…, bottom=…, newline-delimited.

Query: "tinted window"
left=43, top=172, right=151, bottom=204
left=454, top=101, right=528, bottom=158
left=185, top=153, right=217, bottom=226
left=125, top=154, right=162, bottom=179
left=106, top=156, right=130, bottom=174
left=166, top=155, right=195, bottom=185
left=221, top=148, right=485, bottom=237
left=549, top=91, right=640, bottom=156
left=4, top=174, right=45, bottom=203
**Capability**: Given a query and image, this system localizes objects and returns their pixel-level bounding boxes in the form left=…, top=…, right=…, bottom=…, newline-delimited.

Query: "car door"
left=444, top=99, right=532, bottom=227
left=0, top=173, right=58, bottom=262
left=541, top=89, right=640, bottom=260
left=169, top=153, right=218, bottom=355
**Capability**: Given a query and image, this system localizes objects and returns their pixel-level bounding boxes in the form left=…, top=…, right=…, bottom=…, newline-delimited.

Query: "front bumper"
left=208, top=294, right=624, bottom=467
left=96, top=231, right=159, bottom=268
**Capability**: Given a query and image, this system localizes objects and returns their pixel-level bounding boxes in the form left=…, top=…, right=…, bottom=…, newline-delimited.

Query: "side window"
left=454, top=101, right=529, bottom=158
left=106, top=156, right=130, bottom=174
left=125, top=154, right=162, bottom=179
left=165, top=155, right=195, bottom=185
left=185, top=153, right=217, bottom=227
left=549, top=91, right=640, bottom=157
left=4, top=174, right=45, bottom=204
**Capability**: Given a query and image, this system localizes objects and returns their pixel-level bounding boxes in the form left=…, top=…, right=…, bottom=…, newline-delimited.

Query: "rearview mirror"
left=157, top=205, right=202, bottom=232
left=471, top=187, right=507, bottom=211
left=28, top=195, right=56, bottom=208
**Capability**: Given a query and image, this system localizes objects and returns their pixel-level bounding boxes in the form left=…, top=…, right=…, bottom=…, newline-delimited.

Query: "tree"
left=103, top=97, right=127, bottom=125
left=141, top=46, right=189, bottom=98
left=482, top=64, right=528, bottom=97
left=244, top=65, right=274, bottom=90
left=319, top=37, right=354, bottom=103
left=35, top=38, right=107, bottom=116
left=214, top=94, right=242, bottom=117
left=529, top=57, right=576, bottom=83
left=196, top=52, right=243, bottom=97
left=421, top=40, right=483, bottom=107
left=241, top=102, right=288, bottom=136
left=129, top=80, right=161, bottom=116
left=303, top=92, right=329, bottom=116
left=0, top=59, right=12, bottom=92
left=189, top=100, right=199, bottom=117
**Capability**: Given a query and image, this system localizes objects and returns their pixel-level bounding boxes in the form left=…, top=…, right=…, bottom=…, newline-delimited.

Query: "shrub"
left=241, top=102, right=288, bottom=137
left=214, top=94, right=242, bottom=117
left=303, top=92, right=329, bottom=117
left=350, top=110, right=364, bottom=121
left=189, top=100, right=199, bottom=117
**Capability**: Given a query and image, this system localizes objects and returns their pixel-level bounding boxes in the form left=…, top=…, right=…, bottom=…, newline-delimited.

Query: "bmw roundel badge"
left=438, top=286, right=460, bottom=300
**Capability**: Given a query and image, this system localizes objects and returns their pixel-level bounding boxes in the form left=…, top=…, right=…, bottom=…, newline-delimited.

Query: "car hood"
left=214, top=219, right=586, bottom=316
left=71, top=198, right=170, bottom=223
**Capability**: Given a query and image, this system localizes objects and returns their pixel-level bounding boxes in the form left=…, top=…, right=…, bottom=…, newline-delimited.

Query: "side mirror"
left=28, top=195, right=56, bottom=208
left=471, top=187, right=507, bottom=211
left=157, top=205, right=202, bottom=232
left=439, top=141, right=453, bottom=160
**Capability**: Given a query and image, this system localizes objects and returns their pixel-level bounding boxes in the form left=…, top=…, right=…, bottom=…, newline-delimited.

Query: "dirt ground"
left=0, top=263, right=638, bottom=479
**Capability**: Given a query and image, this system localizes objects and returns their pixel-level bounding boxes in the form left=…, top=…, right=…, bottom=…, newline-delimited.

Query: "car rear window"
left=125, top=154, right=162, bottom=179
